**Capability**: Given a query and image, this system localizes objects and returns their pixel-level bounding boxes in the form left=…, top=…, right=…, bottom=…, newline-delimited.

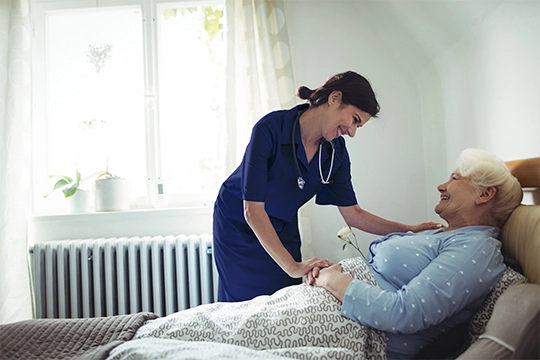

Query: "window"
left=31, top=0, right=227, bottom=214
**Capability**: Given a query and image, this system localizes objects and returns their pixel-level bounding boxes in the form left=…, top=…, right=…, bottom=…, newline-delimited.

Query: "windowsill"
left=29, top=205, right=215, bottom=244
left=31, top=205, right=213, bottom=222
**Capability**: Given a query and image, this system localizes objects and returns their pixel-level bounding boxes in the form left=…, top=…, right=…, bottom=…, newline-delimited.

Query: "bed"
left=1, top=157, right=538, bottom=360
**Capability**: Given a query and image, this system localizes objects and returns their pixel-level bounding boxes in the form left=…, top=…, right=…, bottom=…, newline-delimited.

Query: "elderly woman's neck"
left=444, top=216, right=498, bottom=231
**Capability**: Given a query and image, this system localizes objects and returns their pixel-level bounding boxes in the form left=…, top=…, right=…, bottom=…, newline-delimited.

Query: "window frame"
left=30, top=0, right=227, bottom=214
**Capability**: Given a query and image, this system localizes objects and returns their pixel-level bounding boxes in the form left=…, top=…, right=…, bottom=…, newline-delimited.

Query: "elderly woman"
left=108, top=149, right=523, bottom=360
left=307, top=148, right=524, bottom=359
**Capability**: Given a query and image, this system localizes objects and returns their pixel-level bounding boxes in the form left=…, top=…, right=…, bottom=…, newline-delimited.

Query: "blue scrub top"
left=213, top=104, right=358, bottom=302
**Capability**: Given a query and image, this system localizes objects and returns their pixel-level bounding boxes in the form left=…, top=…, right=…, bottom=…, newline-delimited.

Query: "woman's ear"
left=476, top=186, right=497, bottom=205
left=328, top=90, right=342, bottom=105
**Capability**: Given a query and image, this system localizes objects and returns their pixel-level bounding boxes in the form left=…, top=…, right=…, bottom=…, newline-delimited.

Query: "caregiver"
left=213, top=71, right=440, bottom=302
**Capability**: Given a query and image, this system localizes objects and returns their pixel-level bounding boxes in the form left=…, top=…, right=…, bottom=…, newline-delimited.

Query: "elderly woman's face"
left=435, top=171, right=480, bottom=222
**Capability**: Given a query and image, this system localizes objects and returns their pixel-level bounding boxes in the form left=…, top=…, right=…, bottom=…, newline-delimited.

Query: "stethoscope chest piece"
left=297, top=177, right=305, bottom=190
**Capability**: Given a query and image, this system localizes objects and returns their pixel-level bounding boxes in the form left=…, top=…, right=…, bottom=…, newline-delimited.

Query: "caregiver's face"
left=324, top=97, right=371, bottom=141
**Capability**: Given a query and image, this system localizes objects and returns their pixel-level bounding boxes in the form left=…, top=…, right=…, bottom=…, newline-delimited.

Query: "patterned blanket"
left=108, top=257, right=386, bottom=360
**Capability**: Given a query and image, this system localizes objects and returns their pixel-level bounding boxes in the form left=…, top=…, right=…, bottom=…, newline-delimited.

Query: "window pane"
left=45, top=6, right=146, bottom=196
left=157, top=5, right=226, bottom=200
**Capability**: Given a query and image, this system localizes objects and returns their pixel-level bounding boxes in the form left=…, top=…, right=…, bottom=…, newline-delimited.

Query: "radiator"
left=29, top=234, right=218, bottom=319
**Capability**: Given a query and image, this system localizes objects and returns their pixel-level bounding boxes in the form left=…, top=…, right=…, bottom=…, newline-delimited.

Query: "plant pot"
left=95, top=178, right=130, bottom=211
left=67, top=189, right=92, bottom=213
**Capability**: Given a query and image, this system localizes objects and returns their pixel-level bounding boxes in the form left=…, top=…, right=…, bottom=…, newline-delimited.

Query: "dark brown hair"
left=296, top=71, right=380, bottom=117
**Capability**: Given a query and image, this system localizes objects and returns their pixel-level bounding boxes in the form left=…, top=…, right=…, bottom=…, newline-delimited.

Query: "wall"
left=418, top=0, right=540, bottom=207
left=435, top=0, right=540, bottom=164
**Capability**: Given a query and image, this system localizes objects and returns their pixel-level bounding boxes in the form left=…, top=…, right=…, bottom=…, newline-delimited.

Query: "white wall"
left=418, top=0, right=540, bottom=208
left=435, top=1, right=540, bottom=164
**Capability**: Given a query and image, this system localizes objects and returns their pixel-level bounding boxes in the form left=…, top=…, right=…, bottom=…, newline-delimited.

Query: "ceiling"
left=353, top=0, right=506, bottom=74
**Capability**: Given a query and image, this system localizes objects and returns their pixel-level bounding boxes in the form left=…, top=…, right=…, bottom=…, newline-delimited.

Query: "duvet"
left=107, top=257, right=387, bottom=360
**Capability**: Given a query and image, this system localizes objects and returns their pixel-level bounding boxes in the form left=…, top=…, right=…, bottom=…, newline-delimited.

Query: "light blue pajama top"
left=340, top=226, right=505, bottom=359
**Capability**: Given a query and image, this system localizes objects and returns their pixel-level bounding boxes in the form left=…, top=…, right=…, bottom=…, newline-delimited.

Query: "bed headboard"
left=500, top=157, right=540, bottom=284
left=505, top=157, right=540, bottom=188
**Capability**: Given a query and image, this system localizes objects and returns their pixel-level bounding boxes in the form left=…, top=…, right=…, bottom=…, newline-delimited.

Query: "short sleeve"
left=242, top=121, right=275, bottom=202
left=315, top=140, right=357, bottom=206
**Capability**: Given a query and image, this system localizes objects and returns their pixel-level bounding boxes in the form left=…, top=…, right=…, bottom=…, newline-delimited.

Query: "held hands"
left=287, top=258, right=333, bottom=278
left=305, top=264, right=352, bottom=302
left=305, top=263, right=343, bottom=287
left=409, top=221, right=444, bottom=233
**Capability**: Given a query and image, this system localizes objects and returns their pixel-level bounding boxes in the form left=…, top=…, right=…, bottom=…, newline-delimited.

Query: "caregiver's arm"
left=244, top=200, right=331, bottom=278
left=338, top=204, right=442, bottom=235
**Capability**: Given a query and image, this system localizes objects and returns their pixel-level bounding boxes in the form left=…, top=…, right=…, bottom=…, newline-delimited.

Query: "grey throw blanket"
left=0, top=312, right=158, bottom=360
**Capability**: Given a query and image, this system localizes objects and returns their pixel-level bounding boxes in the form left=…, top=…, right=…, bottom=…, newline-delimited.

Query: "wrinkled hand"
left=287, top=258, right=333, bottom=278
left=305, top=263, right=343, bottom=286
left=409, top=221, right=444, bottom=233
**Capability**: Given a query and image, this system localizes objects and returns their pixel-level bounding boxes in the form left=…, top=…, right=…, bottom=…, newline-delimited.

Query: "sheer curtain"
left=224, top=0, right=315, bottom=259
left=0, top=0, right=33, bottom=324
left=225, top=0, right=296, bottom=166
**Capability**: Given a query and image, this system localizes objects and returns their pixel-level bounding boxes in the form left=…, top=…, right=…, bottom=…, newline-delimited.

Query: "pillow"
left=456, top=284, right=540, bottom=360
left=467, top=266, right=529, bottom=344
left=418, top=267, right=529, bottom=359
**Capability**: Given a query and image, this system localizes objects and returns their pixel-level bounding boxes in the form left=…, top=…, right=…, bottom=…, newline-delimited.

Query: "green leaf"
left=342, top=243, right=347, bottom=251
left=62, top=181, right=80, bottom=197
left=52, top=179, right=70, bottom=190
left=44, top=177, right=73, bottom=198
left=49, top=174, right=73, bottom=182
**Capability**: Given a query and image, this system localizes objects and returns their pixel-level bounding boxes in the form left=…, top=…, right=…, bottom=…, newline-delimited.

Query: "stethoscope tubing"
left=291, top=112, right=335, bottom=190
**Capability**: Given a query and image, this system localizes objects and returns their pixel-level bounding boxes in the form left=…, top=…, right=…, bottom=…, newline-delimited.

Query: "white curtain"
left=224, top=0, right=315, bottom=259
left=0, top=0, right=33, bottom=324
left=224, top=0, right=297, bottom=168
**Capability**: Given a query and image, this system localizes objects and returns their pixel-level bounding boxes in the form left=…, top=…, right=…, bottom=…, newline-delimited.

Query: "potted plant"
left=45, top=170, right=105, bottom=213
left=94, top=172, right=130, bottom=211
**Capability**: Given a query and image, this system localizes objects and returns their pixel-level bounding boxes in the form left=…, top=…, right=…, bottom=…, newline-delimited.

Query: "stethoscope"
left=291, top=113, right=335, bottom=190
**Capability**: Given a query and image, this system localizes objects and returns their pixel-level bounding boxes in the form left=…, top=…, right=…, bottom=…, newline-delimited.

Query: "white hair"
left=456, top=148, right=523, bottom=228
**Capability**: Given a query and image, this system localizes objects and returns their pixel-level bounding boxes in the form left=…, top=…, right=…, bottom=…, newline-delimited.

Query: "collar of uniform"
left=281, top=103, right=309, bottom=145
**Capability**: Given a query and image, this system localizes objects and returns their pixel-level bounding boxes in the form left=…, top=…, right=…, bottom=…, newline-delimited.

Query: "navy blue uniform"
left=213, top=104, right=358, bottom=302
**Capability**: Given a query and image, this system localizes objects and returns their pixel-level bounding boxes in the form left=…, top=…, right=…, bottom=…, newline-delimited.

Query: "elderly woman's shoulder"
left=440, top=226, right=502, bottom=247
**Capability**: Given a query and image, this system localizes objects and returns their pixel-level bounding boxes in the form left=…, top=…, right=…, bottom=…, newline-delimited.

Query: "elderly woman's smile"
left=434, top=172, right=484, bottom=230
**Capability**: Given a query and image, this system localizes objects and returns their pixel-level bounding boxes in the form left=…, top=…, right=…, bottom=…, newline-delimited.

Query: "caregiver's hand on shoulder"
left=288, top=258, right=332, bottom=278
left=409, top=221, right=444, bottom=233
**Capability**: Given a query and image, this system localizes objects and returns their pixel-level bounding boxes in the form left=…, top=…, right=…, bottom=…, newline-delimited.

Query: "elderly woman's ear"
left=476, top=186, right=497, bottom=205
